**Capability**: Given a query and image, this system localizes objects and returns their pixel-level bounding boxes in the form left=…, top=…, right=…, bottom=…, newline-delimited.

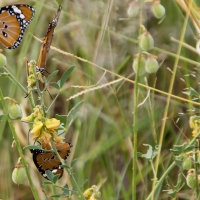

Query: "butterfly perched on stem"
left=36, top=5, right=62, bottom=75
left=30, top=142, right=72, bottom=179
left=0, top=4, right=34, bottom=49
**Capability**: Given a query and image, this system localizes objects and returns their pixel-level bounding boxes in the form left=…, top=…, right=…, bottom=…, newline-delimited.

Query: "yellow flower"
left=45, top=118, right=60, bottom=130
left=33, top=106, right=44, bottom=119
left=39, top=129, right=52, bottom=144
left=31, top=120, right=43, bottom=136
left=27, top=74, right=36, bottom=87
left=22, top=113, right=34, bottom=122
left=189, top=116, right=200, bottom=137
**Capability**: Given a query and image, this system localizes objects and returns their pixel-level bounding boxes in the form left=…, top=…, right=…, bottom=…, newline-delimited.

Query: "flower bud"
left=84, top=188, right=94, bottom=199
left=152, top=2, right=165, bottom=19
left=0, top=53, right=7, bottom=67
left=186, top=169, right=196, bottom=188
left=12, top=163, right=27, bottom=185
left=132, top=55, right=146, bottom=76
left=22, top=113, right=34, bottom=122
left=139, top=30, right=154, bottom=51
left=84, top=185, right=101, bottom=200
left=28, top=74, right=36, bottom=87
left=145, top=56, right=159, bottom=73
left=8, top=103, right=22, bottom=120
left=127, top=2, right=139, bottom=18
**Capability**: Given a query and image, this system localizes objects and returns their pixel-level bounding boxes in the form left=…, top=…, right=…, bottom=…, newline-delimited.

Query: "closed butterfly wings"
left=30, top=142, right=72, bottom=179
left=36, top=6, right=61, bottom=75
left=0, top=4, right=34, bottom=49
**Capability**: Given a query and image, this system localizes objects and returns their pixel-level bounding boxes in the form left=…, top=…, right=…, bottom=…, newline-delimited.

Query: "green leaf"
left=59, top=66, right=75, bottom=88
left=56, top=114, right=68, bottom=126
left=23, top=145, right=42, bottom=150
left=46, top=70, right=59, bottom=83
left=60, top=164, right=70, bottom=169
left=52, top=174, right=60, bottom=184
left=71, top=158, right=80, bottom=167
left=62, top=184, right=69, bottom=195
left=50, top=82, right=60, bottom=89
left=45, top=170, right=54, bottom=182
left=170, top=143, right=194, bottom=154
left=43, top=181, right=53, bottom=185
left=67, top=101, right=84, bottom=125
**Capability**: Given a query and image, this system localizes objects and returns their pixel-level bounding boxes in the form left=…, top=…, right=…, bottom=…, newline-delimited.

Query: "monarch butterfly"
left=30, top=142, right=72, bottom=179
left=36, top=5, right=61, bottom=75
left=0, top=4, right=34, bottom=49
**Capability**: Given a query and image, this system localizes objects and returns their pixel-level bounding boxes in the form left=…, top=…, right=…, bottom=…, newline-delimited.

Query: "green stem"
left=0, top=89, right=39, bottom=200
left=46, top=91, right=60, bottom=113
left=132, top=2, right=143, bottom=200
left=51, top=185, right=58, bottom=200
left=51, top=142, right=86, bottom=200
left=152, top=1, right=191, bottom=199
left=3, top=66, right=35, bottom=109
left=195, top=140, right=199, bottom=197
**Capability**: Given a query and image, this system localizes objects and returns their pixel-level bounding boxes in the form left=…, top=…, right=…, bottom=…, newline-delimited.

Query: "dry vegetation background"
left=0, top=0, right=200, bottom=199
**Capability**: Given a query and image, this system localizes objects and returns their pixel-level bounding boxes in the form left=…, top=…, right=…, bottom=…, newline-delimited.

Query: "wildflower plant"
left=0, top=51, right=87, bottom=199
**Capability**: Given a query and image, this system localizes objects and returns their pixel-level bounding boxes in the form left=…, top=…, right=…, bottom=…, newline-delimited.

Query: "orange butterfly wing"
left=36, top=6, right=61, bottom=75
left=0, top=4, right=34, bottom=49
left=30, top=142, right=72, bottom=179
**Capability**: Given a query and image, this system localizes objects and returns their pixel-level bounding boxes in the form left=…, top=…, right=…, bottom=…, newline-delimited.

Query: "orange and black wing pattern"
left=30, top=142, right=72, bottom=179
left=0, top=4, right=34, bottom=49
left=36, top=5, right=61, bottom=75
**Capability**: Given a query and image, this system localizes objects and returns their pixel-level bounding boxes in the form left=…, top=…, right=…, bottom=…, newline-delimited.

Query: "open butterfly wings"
left=36, top=5, right=62, bottom=75
left=30, top=142, right=72, bottom=179
left=0, top=4, right=34, bottom=49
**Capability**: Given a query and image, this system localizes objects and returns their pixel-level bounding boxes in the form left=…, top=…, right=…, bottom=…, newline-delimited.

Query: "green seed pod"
left=8, top=103, right=22, bottom=120
left=12, top=165, right=27, bottom=185
left=145, top=56, right=159, bottom=73
left=127, top=2, right=139, bottom=18
left=186, top=169, right=196, bottom=188
left=139, top=31, right=154, bottom=51
left=182, top=156, right=192, bottom=170
left=0, top=53, right=7, bottom=67
left=132, top=55, right=146, bottom=76
left=152, top=3, right=165, bottom=19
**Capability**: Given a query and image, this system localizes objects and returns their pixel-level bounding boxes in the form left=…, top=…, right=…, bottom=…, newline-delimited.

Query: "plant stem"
left=0, top=89, right=39, bottom=200
left=51, top=142, right=86, bottom=200
left=3, top=66, right=35, bottom=109
left=152, top=1, right=191, bottom=199
left=132, top=2, right=143, bottom=199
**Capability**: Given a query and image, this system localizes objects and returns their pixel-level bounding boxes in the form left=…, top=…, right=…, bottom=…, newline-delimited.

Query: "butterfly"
left=0, top=4, right=35, bottom=49
left=30, top=142, right=72, bottom=179
left=36, top=5, right=61, bottom=75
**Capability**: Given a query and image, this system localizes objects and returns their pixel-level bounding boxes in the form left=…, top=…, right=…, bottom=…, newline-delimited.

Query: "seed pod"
left=0, top=53, right=7, bottom=67
left=182, top=156, right=192, bottom=170
left=12, top=163, right=27, bottom=185
left=152, top=2, right=165, bottom=19
left=186, top=169, right=196, bottom=188
left=139, top=30, right=154, bottom=51
left=8, top=103, right=22, bottom=120
left=132, top=55, right=146, bottom=76
left=145, top=56, right=159, bottom=73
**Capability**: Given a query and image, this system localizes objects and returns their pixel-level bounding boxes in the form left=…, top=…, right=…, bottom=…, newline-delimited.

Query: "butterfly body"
left=30, top=142, right=72, bottom=179
left=36, top=5, right=61, bottom=75
left=0, top=4, right=34, bottom=49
